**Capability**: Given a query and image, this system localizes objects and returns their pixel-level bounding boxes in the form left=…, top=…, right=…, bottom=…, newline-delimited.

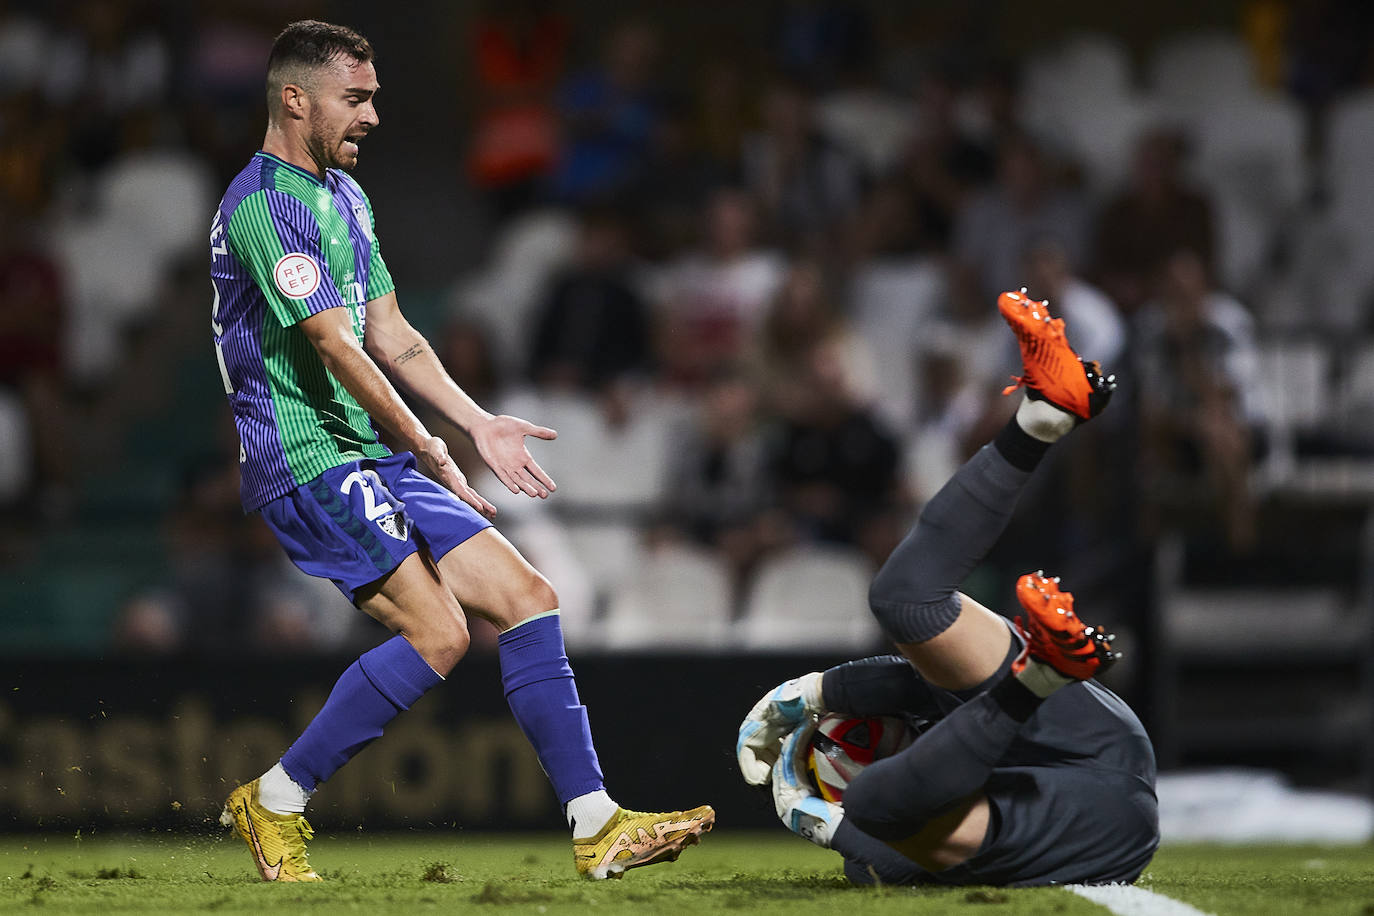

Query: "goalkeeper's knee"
left=867, top=576, right=962, bottom=645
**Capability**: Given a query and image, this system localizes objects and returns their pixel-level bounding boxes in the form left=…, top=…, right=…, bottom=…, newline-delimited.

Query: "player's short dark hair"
left=266, top=20, right=374, bottom=114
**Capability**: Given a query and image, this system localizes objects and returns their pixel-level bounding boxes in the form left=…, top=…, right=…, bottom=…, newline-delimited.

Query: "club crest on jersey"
left=274, top=253, right=321, bottom=299
left=353, top=203, right=373, bottom=242
left=377, top=510, right=409, bottom=541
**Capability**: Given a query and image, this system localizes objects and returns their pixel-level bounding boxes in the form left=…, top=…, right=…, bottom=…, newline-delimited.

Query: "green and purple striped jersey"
left=210, top=152, right=396, bottom=511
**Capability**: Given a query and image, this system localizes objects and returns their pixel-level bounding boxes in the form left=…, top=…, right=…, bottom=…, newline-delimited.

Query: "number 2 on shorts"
left=340, top=469, right=394, bottom=521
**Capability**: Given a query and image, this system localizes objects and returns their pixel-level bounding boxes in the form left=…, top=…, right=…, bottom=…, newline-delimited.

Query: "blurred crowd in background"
left=3, top=0, right=1374, bottom=707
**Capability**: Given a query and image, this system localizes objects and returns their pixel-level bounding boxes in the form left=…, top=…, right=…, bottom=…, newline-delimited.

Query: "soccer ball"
left=808, top=713, right=915, bottom=803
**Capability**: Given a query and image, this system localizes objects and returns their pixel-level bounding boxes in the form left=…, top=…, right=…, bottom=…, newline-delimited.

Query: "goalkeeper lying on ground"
left=737, top=290, right=1159, bottom=886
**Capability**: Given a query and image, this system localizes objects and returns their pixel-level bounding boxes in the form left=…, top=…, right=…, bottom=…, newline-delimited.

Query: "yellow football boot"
left=573, top=805, right=715, bottom=879
left=220, top=779, right=322, bottom=882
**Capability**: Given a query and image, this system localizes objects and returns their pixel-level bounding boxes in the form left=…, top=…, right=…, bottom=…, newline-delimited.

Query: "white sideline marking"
left=1065, top=883, right=1214, bottom=916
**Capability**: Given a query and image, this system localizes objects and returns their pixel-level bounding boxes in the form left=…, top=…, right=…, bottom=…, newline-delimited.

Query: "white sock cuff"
left=1016, top=396, right=1076, bottom=443
left=257, top=762, right=312, bottom=815
left=566, top=789, right=618, bottom=838
left=1014, top=658, right=1075, bottom=698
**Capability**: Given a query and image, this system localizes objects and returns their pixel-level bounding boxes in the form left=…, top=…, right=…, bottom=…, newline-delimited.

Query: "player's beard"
left=306, top=111, right=357, bottom=172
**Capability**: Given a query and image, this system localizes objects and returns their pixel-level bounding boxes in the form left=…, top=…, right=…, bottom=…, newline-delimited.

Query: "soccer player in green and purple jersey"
left=212, top=20, right=712, bottom=882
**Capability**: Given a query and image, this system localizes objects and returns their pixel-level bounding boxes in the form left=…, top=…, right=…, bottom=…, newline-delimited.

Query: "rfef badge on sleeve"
left=273, top=253, right=322, bottom=300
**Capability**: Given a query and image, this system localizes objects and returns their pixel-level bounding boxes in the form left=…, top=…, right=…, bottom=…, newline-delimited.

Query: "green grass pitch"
left=1, top=830, right=1371, bottom=914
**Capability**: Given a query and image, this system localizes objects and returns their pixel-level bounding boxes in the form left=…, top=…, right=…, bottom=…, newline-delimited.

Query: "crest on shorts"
left=377, top=510, right=409, bottom=541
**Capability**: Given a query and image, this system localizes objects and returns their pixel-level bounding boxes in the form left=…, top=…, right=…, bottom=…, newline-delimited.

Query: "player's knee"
left=528, top=570, right=558, bottom=614
left=867, top=572, right=911, bottom=639
left=843, top=761, right=928, bottom=842
left=411, top=606, right=471, bottom=674
left=867, top=562, right=907, bottom=619
left=444, top=612, right=472, bottom=655
left=842, top=770, right=889, bottom=837
left=503, top=569, right=559, bottom=627
left=868, top=579, right=962, bottom=645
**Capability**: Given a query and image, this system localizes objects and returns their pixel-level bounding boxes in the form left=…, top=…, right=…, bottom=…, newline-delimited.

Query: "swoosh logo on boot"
left=241, top=803, right=283, bottom=881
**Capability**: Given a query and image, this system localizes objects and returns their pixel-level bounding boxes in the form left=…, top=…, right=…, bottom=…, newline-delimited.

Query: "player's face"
left=305, top=57, right=380, bottom=172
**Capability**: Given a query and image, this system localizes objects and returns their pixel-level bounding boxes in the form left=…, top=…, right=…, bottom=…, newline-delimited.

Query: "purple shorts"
left=259, top=452, right=492, bottom=602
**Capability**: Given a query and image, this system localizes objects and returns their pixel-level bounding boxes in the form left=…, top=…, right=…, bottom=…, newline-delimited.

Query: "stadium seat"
left=1325, top=88, right=1374, bottom=223
left=1020, top=33, right=1155, bottom=193
left=596, top=543, right=734, bottom=651
left=577, top=401, right=676, bottom=510
left=1035, top=33, right=1134, bottom=100
left=1021, top=33, right=1134, bottom=130
left=1150, top=528, right=1374, bottom=795
left=1319, top=89, right=1374, bottom=327
left=1256, top=338, right=1332, bottom=486
left=1325, top=88, right=1374, bottom=181
left=735, top=544, right=881, bottom=652
left=814, top=86, right=915, bottom=177
left=1188, top=96, right=1306, bottom=291
left=564, top=520, right=644, bottom=608
left=494, top=388, right=603, bottom=506
left=1258, top=338, right=1330, bottom=428
left=1148, top=31, right=1258, bottom=112
left=1339, top=342, right=1374, bottom=419
left=903, top=422, right=963, bottom=505
left=98, top=150, right=216, bottom=269
left=50, top=215, right=162, bottom=381
left=1139, top=32, right=1305, bottom=295
left=495, top=388, right=678, bottom=514
left=848, top=256, right=945, bottom=434
left=1060, top=95, right=1160, bottom=196
left=486, top=389, right=684, bottom=631
left=52, top=151, right=217, bottom=380
left=498, top=514, right=599, bottom=650
left=447, top=209, right=576, bottom=373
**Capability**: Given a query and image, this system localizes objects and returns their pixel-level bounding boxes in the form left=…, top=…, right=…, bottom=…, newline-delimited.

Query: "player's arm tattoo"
left=394, top=343, right=426, bottom=366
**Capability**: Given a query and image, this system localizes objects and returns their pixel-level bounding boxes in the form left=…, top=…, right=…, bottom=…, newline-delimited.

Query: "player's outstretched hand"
left=470, top=414, right=558, bottom=500
left=771, top=721, right=844, bottom=849
left=736, top=672, right=826, bottom=786
left=417, top=434, right=497, bottom=518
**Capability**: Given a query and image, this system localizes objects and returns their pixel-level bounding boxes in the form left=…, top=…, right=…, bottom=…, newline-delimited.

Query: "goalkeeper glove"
left=771, top=720, right=845, bottom=849
left=736, top=671, right=826, bottom=786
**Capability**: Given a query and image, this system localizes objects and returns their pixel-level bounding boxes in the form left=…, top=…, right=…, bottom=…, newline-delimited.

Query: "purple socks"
left=281, top=634, right=441, bottom=791
left=279, top=614, right=604, bottom=808
left=498, top=612, right=605, bottom=804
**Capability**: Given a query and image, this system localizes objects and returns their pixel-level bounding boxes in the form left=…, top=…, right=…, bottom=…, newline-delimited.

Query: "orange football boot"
left=1011, top=570, right=1120, bottom=681
left=997, top=289, right=1115, bottom=421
